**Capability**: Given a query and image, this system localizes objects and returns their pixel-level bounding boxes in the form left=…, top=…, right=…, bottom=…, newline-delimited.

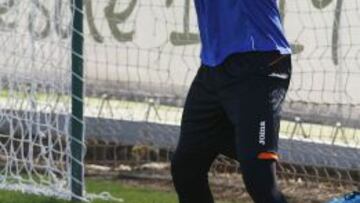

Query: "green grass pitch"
left=0, top=179, right=234, bottom=203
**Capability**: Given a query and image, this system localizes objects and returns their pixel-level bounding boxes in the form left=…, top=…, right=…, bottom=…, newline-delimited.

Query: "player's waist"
left=200, top=44, right=292, bottom=67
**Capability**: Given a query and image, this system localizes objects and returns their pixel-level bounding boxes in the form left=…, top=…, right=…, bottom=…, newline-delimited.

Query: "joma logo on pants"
left=259, top=121, right=266, bottom=146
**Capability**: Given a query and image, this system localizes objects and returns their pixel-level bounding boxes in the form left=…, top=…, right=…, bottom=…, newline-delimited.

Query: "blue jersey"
left=194, top=0, right=291, bottom=67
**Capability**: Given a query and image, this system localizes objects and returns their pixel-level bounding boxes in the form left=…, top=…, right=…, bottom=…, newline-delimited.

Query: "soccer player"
left=171, top=1, right=292, bottom=203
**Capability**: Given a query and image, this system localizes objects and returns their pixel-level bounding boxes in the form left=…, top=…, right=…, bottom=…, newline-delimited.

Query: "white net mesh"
left=0, top=0, right=81, bottom=200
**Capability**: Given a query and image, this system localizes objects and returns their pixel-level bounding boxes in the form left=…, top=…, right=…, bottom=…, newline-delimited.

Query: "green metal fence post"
left=71, top=0, right=84, bottom=201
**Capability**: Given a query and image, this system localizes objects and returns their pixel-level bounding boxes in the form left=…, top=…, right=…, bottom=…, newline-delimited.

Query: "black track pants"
left=171, top=51, right=291, bottom=203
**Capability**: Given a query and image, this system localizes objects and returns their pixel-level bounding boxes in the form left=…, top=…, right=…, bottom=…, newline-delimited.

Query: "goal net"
left=0, top=0, right=85, bottom=200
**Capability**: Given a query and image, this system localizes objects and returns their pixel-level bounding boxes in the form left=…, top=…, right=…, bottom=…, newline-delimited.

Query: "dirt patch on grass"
left=209, top=173, right=354, bottom=203
left=101, top=171, right=354, bottom=203
left=87, top=169, right=356, bottom=203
